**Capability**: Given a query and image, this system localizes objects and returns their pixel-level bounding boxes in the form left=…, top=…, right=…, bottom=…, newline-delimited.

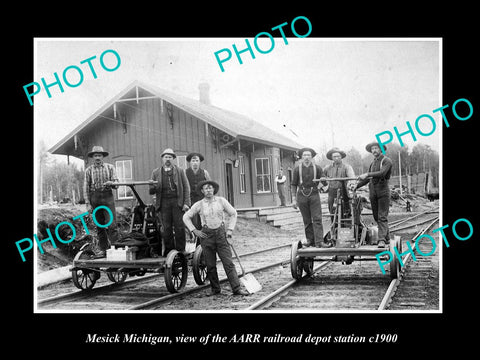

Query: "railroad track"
left=37, top=210, right=439, bottom=311
left=37, top=243, right=292, bottom=311
left=248, top=215, right=440, bottom=311
left=382, top=216, right=440, bottom=310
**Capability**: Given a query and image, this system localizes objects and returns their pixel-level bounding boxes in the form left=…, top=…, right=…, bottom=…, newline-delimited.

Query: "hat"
left=365, top=142, right=386, bottom=153
left=297, top=147, right=317, bottom=158
left=186, top=152, right=204, bottom=162
left=326, top=147, right=346, bottom=160
left=197, top=180, right=219, bottom=195
left=88, top=146, right=109, bottom=157
left=161, top=148, right=176, bottom=159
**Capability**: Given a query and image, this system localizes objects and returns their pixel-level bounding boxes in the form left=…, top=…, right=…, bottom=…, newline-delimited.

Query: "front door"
left=225, top=162, right=234, bottom=206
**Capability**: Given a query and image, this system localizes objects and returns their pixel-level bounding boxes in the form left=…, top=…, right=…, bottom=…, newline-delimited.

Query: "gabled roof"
left=48, top=80, right=304, bottom=155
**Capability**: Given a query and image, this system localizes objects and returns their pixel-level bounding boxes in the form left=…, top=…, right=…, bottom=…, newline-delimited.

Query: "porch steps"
left=238, top=204, right=330, bottom=231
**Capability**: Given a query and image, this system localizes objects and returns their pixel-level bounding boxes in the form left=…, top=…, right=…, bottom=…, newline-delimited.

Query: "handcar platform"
left=290, top=177, right=402, bottom=280
left=290, top=239, right=401, bottom=280
left=73, top=256, right=171, bottom=269
left=296, top=245, right=388, bottom=257
left=70, top=181, right=207, bottom=294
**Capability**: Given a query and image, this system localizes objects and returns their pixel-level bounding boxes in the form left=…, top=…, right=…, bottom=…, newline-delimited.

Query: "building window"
left=115, top=159, right=133, bottom=200
left=255, top=157, right=271, bottom=193
left=239, top=156, right=246, bottom=193
left=175, top=155, right=187, bottom=169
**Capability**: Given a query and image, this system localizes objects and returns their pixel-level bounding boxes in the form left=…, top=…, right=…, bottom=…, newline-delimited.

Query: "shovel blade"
left=240, top=273, right=262, bottom=294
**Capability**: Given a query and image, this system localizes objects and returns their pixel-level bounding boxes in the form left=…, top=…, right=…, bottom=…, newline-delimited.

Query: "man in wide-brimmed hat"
left=291, top=147, right=328, bottom=247
left=185, top=152, right=211, bottom=233
left=149, top=148, right=191, bottom=255
left=323, top=147, right=355, bottom=218
left=183, top=180, right=249, bottom=296
left=84, top=146, right=119, bottom=258
left=356, top=142, right=393, bottom=248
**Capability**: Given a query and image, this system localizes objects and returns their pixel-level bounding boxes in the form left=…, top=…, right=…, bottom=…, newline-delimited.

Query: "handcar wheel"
left=192, top=245, right=208, bottom=285
left=290, top=241, right=304, bottom=279
left=72, top=250, right=100, bottom=290
left=389, top=237, right=402, bottom=279
left=303, top=258, right=314, bottom=276
left=164, top=250, right=188, bottom=293
left=107, top=269, right=128, bottom=284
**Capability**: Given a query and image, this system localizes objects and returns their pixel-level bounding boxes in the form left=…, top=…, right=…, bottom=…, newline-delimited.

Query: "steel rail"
left=389, top=208, right=439, bottom=229
left=38, top=243, right=292, bottom=308
left=246, top=262, right=332, bottom=310
left=129, top=259, right=291, bottom=310
left=377, top=216, right=439, bottom=310
left=390, top=215, right=440, bottom=233
left=37, top=273, right=159, bottom=306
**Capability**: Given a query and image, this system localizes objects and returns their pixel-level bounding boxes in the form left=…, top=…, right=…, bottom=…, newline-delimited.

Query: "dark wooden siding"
left=82, top=98, right=227, bottom=207
left=80, top=96, right=297, bottom=209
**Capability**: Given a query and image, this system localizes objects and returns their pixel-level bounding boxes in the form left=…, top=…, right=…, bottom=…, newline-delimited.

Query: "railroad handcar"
left=290, top=178, right=402, bottom=280
left=70, top=181, right=206, bottom=293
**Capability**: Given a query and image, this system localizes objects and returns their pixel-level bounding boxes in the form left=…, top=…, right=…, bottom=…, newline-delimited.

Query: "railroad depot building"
left=49, top=80, right=304, bottom=209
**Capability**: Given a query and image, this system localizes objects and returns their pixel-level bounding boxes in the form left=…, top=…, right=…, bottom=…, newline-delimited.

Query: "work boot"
left=233, top=289, right=249, bottom=296
left=206, top=289, right=221, bottom=297
left=377, top=240, right=386, bottom=248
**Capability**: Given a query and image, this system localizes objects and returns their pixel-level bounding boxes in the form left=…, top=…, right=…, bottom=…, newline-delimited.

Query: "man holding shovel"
left=183, top=180, right=249, bottom=296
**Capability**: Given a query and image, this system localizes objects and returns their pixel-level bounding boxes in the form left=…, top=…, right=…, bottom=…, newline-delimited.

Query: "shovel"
left=229, top=241, right=262, bottom=294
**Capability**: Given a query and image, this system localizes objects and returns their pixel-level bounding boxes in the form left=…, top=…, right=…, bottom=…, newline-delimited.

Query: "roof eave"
left=48, top=80, right=142, bottom=154
left=237, top=135, right=302, bottom=152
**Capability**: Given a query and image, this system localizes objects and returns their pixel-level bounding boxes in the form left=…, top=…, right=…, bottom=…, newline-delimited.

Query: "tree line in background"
left=316, top=142, right=439, bottom=188
left=37, top=140, right=439, bottom=204
left=38, top=141, right=85, bottom=204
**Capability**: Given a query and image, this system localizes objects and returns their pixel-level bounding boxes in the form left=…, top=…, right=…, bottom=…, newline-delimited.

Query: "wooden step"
left=258, top=206, right=298, bottom=216
left=237, top=211, right=260, bottom=219
left=272, top=217, right=305, bottom=227
left=264, top=211, right=302, bottom=221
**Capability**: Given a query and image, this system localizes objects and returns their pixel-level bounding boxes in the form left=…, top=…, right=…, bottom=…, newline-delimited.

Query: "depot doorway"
left=225, top=162, right=234, bottom=206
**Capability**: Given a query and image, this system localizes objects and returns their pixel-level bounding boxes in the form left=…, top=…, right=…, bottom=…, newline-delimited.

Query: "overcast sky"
left=34, top=38, right=441, bottom=162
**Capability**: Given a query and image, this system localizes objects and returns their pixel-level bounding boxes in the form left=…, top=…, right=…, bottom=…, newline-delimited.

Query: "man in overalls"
left=356, top=142, right=393, bottom=248
left=291, top=148, right=328, bottom=247
left=84, top=146, right=119, bottom=258
left=275, top=168, right=287, bottom=206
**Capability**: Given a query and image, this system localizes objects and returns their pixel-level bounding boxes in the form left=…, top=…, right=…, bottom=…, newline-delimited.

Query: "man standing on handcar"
left=356, top=142, right=393, bottom=248
left=291, top=147, right=328, bottom=248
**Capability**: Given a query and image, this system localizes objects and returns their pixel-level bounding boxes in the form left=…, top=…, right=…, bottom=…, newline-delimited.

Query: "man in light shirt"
left=183, top=180, right=249, bottom=296
left=323, top=147, right=355, bottom=219
left=275, top=168, right=287, bottom=206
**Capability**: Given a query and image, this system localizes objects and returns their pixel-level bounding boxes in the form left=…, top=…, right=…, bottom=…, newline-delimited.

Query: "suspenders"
left=369, top=157, right=386, bottom=184
left=298, top=163, right=318, bottom=196
left=298, top=163, right=317, bottom=186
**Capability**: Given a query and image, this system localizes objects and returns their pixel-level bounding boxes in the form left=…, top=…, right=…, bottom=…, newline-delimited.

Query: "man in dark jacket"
left=149, top=148, right=191, bottom=255
left=356, top=142, right=393, bottom=248
left=185, top=152, right=211, bottom=231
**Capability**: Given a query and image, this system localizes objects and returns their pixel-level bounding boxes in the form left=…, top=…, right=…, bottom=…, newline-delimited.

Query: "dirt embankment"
left=36, top=191, right=438, bottom=272
left=36, top=204, right=296, bottom=272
